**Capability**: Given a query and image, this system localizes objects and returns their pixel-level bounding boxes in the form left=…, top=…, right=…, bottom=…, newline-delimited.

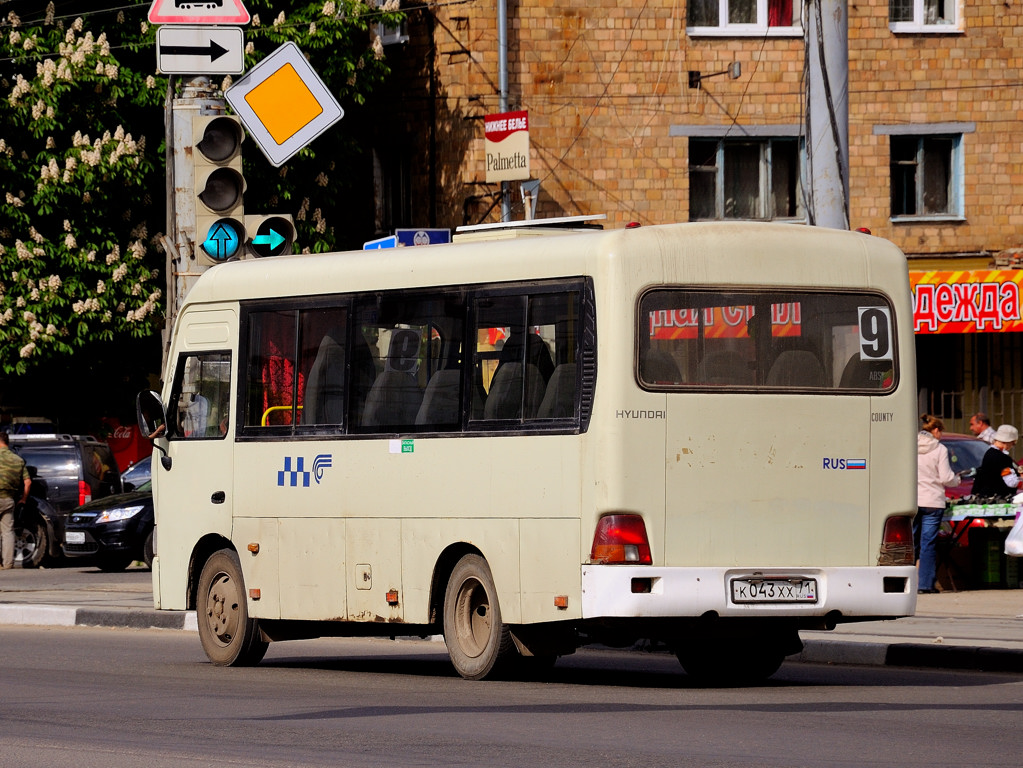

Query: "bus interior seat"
left=362, top=330, right=424, bottom=427
left=483, top=362, right=545, bottom=419
left=643, top=349, right=681, bottom=384
left=302, top=329, right=346, bottom=425
left=766, top=349, right=825, bottom=387
left=839, top=353, right=889, bottom=388
left=415, top=369, right=462, bottom=426
left=537, top=363, right=577, bottom=418
left=697, top=350, right=752, bottom=385
left=497, top=332, right=555, bottom=385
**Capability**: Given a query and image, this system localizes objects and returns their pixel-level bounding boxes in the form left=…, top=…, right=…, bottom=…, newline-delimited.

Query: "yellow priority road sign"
left=225, top=42, right=344, bottom=168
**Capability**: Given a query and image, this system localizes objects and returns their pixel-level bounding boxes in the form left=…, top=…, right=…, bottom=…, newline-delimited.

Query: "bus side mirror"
left=137, top=390, right=172, bottom=471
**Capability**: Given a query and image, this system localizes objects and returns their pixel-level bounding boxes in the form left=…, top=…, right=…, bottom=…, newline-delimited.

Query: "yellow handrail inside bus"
left=261, top=405, right=302, bottom=426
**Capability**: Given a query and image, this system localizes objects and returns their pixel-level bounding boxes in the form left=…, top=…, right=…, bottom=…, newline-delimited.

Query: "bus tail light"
left=590, top=514, right=652, bottom=564
left=79, top=480, right=92, bottom=506
left=878, top=516, right=914, bottom=566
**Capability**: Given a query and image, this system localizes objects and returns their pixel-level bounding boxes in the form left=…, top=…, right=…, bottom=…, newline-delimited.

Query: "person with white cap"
left=970, top=424, right=1021, bottom=500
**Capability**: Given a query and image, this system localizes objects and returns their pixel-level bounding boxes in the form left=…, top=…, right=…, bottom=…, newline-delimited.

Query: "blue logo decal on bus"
left=277, top=454, right=333, bottom=487
left=312, top=454, right=332, bottom=482
left=822, top=458, right=867, bottom=470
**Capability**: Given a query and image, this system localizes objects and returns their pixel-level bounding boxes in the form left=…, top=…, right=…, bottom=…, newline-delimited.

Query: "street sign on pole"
left=157, top=26, right=244, bottom=75
left=225, top=42, right=344, bottom=168
left=364, top=236, right=397, bottom=250
left=148, top=0, right=250, bottom=25
left=395, top=228, right=452, bottom=247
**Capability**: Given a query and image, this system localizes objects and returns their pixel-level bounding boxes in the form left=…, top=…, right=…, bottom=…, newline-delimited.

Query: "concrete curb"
left=798, top=638, right=1023, bottom=674
left=0, top=604, right=197, bottom=632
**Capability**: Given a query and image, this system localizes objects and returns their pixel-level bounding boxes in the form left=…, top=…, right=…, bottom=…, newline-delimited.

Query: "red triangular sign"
left=149, top=0, right=250, bottom=25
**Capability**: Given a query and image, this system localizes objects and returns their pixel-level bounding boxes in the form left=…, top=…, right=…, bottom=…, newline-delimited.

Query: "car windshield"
left=943, top=439, right=989, bottom=473
left=135, top=480, right=153, bottom=493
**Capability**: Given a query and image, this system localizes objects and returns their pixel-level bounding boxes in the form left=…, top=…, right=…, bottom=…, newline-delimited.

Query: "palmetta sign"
left=225, top=42, right=343, bottom=168
left=148, top=0, right=250, bottom=25
left=484, top=110, right=529, bottom=184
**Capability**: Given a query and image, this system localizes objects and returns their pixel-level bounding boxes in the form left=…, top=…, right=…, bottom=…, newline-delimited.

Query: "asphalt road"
left=3, top=624, right=1023, bottom=768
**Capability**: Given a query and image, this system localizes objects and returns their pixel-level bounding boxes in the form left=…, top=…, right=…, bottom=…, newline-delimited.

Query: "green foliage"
left=0, top=2, right=165, bottom=375
left=0, top=1, right=405, bottom=375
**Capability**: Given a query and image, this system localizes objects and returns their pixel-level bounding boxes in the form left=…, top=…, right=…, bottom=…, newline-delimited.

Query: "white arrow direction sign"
left=157, top=26, right=244, bottom=75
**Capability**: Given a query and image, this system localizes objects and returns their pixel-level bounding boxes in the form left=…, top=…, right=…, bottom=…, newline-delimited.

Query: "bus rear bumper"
left=581, top=565, right=918, bottom=620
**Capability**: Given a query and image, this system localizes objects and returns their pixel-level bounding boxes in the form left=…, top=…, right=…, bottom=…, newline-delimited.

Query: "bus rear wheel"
left=443, top=554, right=515, bottom=680
left=197, top=549, right=268, bottom=667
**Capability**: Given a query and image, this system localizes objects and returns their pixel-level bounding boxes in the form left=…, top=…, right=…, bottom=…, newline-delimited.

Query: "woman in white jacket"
left=916, top=414, right=959, bottom=593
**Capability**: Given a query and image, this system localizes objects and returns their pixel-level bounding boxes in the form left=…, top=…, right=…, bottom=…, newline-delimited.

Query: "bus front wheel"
left=443, top=554, right=515, bottom=680
left=197, top=549, right=269, bottom=667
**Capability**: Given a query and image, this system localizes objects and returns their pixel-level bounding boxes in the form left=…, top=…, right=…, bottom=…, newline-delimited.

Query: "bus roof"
left=180, top=222, right=908, bottom=308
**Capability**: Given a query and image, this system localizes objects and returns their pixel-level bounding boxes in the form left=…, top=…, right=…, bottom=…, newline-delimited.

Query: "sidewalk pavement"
left=1, top=571, right=1021, bottom=674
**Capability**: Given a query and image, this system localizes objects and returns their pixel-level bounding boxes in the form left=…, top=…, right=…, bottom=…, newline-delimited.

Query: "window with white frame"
left=689, top=137, right=804, bottom=222
left=687, top=0, right=802, bottom=35
left=889, top=0, right=959, bottom=32
left=889, top=134, right=962, bottom=219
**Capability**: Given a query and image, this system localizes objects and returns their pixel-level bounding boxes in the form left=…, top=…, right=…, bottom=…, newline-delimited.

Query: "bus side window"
left=302, top=325, right=347, bottom=426
left=473, top=290, right=578, bottom=423
left=362, top=329, right=425, bottom=428
left=168, top=352, right=231, bottom=439
left=245, top=310, right=299, bottom=428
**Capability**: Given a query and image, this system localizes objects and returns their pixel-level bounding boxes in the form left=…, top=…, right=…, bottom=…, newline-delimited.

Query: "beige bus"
left=137, top=220, right=918, bottom=683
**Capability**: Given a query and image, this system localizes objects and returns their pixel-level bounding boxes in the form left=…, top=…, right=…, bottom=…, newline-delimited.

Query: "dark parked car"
left=120, top=455, right=152, bottom=490
left=9, top=433, right=122, bottom=567
left=940, top=432, right=991, bottom=499
left=63, top=480, right=154, bottom=571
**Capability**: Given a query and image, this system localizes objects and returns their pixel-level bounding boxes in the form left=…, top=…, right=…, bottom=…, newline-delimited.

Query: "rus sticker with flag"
left=846, top=459, right=867, bottom=470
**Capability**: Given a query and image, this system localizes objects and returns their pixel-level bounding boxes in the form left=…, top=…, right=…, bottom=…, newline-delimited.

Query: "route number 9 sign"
left=858, top=307, right=893, bottom=361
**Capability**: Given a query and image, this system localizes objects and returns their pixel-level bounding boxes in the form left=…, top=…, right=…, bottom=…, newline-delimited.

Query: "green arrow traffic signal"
left=252, top=228, right=285, bottom=251
left=246, top=214, right=296, bottom=257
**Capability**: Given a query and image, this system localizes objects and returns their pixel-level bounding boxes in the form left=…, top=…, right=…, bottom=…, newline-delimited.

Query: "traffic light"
left=245, top=214, right=296, bottom=257
left=193, top=115, right=245, bottom=265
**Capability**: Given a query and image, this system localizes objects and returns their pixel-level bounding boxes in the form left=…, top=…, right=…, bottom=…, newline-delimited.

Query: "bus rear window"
left=638, top=289, right=897, bottom=392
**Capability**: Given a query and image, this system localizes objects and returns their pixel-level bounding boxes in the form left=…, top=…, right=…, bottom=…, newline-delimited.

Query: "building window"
left=890, top=134, right=962, bottom=219
left=687, top=0, right=801, bottom=35
left=890, top=0, right=959, bottom=32
left=689, top=138, right=804, bottom=222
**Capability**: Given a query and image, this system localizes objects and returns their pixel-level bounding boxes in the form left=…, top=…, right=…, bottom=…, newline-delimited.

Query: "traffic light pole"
left=162, top=75, right=229, bottom=368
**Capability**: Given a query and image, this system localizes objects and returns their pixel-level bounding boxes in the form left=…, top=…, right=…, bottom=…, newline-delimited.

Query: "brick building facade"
left=367, top=1, right=1023, bottom=430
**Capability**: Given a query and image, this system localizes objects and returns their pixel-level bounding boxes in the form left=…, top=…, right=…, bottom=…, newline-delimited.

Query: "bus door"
left=155, top=311, right=236, bottom=610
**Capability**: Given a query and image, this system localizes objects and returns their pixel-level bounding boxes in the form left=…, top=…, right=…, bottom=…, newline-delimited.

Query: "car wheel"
left=196, top=549, right=268, bottom=666
left=96, top=554, right=134, bottom=572
left=13, top=515, right=47, bottom=569
left=143, top=529, right=155, bottom=570
left=443, top=553, right=515, bottom=680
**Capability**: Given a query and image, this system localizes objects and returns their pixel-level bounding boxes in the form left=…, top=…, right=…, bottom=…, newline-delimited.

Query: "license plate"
left=731, top=577, right=818, bottom=604
left=65, top=531, right=86, bottom=545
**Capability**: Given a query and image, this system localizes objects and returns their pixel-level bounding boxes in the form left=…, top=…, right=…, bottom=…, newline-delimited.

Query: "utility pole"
left=161, top=76, right=227, bottom=368
left=805, top=0, right=849, bottom=230
left=497, top=0, right=510, bottom=222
